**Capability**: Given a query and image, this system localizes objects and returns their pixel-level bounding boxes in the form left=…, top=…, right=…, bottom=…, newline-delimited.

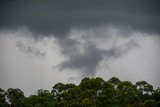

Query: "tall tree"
left=6, top=88, right=25, bottom=107
left=0, top=88, right=9, bottom=107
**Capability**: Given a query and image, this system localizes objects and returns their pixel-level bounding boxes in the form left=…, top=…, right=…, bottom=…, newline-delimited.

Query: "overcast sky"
left=0, top=0, right=160, bottom=96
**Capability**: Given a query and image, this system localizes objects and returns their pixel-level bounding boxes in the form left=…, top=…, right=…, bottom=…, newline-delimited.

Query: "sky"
left=0, top=0, right=160, bottom=96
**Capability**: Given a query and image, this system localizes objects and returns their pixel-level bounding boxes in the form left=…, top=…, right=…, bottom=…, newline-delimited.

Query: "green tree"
left=27, top=89, right=56, bottom=107
left=135, top=81, right=153, bottom=102
left=79, top=77, right=104, bottom=91
left=143, top=100, right=156, bottom=107
left=1, top=76, right=160, bottom=107
left=118, top=81, right=139, bottom=106
left=6, top=88, right=25, bottom=107
left=96, top=81, right=119, bottom=107
left=0, top=88, right=9, bottom=107
left=108, top=77, right=121, bottom=88
left=135, top=81, right=153, bottom=95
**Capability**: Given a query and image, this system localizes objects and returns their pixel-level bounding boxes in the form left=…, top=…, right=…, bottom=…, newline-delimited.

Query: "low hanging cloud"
left=59, top=44, right=105, bottom=77
left=16, top=41, right=46, bottom=58
left=58, top=41, right=139, bottom=77
left=111, top=40, right=140, bottom=59
left=57, top=28, right=140, bottom=77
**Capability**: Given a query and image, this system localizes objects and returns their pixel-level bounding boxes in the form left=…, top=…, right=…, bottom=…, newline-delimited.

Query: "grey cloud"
left=16, top=41, right=45, bottom=57
left=59, top=44, right=105, bottom=77
left=110, top=40, right=140, bottom=59
left=0, top=0, right=160, bottom=37
left=57, top=37, right=80, bottom=57
left=58, top=38, right=139, bottom=77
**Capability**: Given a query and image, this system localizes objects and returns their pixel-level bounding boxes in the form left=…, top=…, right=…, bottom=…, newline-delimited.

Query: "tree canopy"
left=0, top=77, right=160, bottom=107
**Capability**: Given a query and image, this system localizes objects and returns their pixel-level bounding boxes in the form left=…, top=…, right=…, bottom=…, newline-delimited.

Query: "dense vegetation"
left=0, top=77, right=160, bottom=107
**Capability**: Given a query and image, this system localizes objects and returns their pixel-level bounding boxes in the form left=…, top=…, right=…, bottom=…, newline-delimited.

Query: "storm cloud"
left=0, top=0, right=160, bottom=36
left=16, top=41, right=46, bottom=58
left=58, top=37, right=139, bottom=77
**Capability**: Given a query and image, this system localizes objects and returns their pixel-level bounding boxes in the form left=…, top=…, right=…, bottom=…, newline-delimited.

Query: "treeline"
left=0, top=77, right=160, bottom=107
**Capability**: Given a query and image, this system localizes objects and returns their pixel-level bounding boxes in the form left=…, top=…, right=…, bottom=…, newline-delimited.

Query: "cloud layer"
left=0, top=0, right=160, bottom=36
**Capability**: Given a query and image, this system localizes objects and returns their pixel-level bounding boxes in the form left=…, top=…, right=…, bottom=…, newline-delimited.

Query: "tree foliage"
left=0, top=77, right=160, bottom=107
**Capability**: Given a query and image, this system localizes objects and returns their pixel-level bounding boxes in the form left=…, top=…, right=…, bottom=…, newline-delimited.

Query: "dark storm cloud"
left=59, top=44, right=105, bottom=76
left=58, top=40, right=139, bottom=76
left=111, top=40, right=140, bottom=59
left=16, top=41, right=45, bottom=57
left=0, top=0, right=160, bottom=37
left=57, top=37, right=80, bottom=57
